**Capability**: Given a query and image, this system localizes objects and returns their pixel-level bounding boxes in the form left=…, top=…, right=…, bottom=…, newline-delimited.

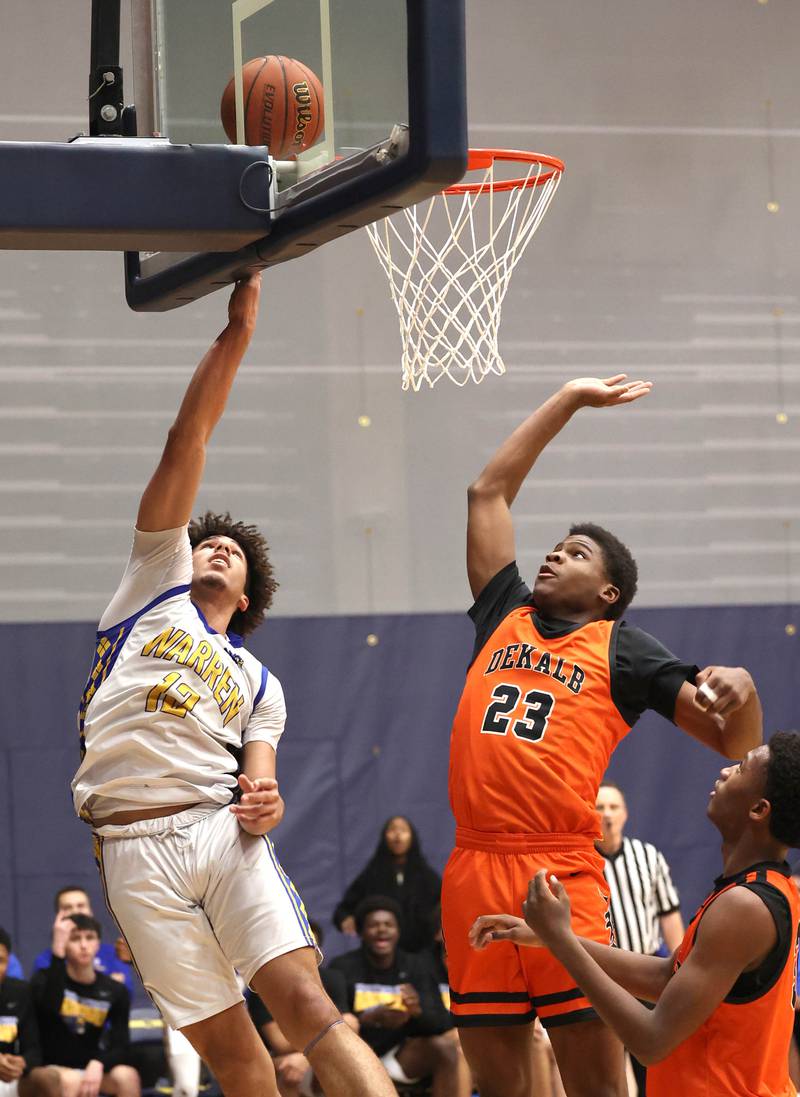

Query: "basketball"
left=220, top=55, right=324, bottom=159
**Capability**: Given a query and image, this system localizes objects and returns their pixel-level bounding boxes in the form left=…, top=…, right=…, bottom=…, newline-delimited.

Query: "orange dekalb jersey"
left=449, top=563, right=696, bottom=839
left=649, top=862, right=800, bottom=1097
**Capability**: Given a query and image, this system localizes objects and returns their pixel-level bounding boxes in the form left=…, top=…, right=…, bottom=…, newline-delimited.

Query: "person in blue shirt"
left=32, top=887, right=132, bottom=992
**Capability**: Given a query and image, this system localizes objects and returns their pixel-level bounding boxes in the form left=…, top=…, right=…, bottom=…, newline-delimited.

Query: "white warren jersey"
left=72, top=526, right=286, bottom=819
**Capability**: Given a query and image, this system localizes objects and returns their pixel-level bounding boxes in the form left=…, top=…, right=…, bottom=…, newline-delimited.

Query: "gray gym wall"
left=0, top=0, right=799, bottom=624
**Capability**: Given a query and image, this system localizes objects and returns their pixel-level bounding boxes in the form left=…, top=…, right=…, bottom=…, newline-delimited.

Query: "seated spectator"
left=0, top=926, right=55, bottom=1097
left=420, top=910, right=475, bottom=1097
left=33, top=889, right=132, bottom=992
left=247, top=921, right=357, bottom=1097
left=330, top=896, right=468, bottom=1097
left=3, top=955, right=23, bottom=983
left=31, top=914, right=139, bottom=1097
left=334, top=816, right=442, bottom=953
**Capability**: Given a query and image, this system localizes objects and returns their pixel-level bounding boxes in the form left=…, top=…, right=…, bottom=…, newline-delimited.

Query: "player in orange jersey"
left=471, top=731, right=800, bottom=1097
left=442, top=376, right=763, bottom=1097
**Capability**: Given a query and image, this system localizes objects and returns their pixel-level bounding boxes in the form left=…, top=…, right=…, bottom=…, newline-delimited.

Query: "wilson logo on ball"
left=220, top=55, right=324, bottom=160
left=291, top=82, right=314, bottom=149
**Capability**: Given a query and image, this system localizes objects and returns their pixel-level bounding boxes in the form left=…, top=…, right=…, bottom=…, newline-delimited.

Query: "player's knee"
left=277, top=978, right=339, bottom=1042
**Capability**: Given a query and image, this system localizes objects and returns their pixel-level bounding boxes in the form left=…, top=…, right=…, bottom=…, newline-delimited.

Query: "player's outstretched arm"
left=466, top=375, right=652, bottom=599
left=469, top=913, right=672, bottom=1003
left=522, top=871, right=774, bottom=1066
left=137, top=275, right=262, bottom=533
left=673, top=668, right=762, bottom=759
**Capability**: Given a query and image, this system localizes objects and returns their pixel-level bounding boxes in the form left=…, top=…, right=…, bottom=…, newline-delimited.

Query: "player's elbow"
left=165, top=422, right=208, bottom=455
left=467, top=477, right=504, bottom=505
left=630, top=1033, right=677, bottom=1067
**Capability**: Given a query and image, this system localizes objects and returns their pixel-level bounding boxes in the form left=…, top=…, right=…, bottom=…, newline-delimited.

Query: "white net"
left=366, top=154, right=563, bottom=390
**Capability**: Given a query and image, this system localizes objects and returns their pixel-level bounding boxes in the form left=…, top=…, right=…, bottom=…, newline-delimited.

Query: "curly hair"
left=354, top=895, right=404, bottom=936
left=188, top=511, right=278, bottom=637
left=569, top=522, right=639, bottom=620
left=765, top=731, right=800, bottom=847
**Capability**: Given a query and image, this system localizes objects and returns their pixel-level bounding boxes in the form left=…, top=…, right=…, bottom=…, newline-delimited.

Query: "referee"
left=596, top=781, right=684, bottom=1095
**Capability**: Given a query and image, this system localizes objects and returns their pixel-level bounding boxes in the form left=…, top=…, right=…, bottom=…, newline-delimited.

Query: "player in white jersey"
left=71, top=277, right=395, bottom=1097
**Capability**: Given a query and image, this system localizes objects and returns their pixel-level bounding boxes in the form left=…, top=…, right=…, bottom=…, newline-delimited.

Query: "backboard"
left=125, top=0, right=467, bottom=310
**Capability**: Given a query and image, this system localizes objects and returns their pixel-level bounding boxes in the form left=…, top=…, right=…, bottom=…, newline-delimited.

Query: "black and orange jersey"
left=649, top=862, right=800, bottom=1097
left=449, top=562, right=696, bottom=839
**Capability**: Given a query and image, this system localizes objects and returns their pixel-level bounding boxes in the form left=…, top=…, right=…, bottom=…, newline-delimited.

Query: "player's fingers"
left=468, top=916, right=494, bottom=942
left=232, top=803, right=278, bottom=818
left=694, top=679, right=720, bottom=710
left=238, top=773, right=256, bottom=792
left=617, top=383, right=653, bottom=402
left=550, top=874, right=568, bottom=901
left=532, top=869, right=550, bottom=898
left=490, top=928, right=518, bottom=942
left=601, top=374, right=628, bottom=386
left=251, top=777, right=278, bottom=791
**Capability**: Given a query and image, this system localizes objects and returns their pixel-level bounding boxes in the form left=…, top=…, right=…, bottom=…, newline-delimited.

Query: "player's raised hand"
left=565, top=374, right=653, bottom=409
left=469, top=913, right=541, bottom=950
left=694, top=666, right=757, bottom=721
left=230, top=773, right=284, bottom=835
left=522, top=870, right=573, bottom=947
left=227, top=273, right=262, bottom=331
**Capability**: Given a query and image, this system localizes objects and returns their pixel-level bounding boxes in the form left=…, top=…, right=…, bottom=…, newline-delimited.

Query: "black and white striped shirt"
left=601, top=836, right=680, bottom=955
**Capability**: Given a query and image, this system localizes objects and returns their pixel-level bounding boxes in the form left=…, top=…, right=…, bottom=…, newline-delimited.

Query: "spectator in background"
left=248, top=921, right=357, bottom=1097
left=334, top=816, right=442, bottom=953
left=0, top=926, right=55, bottom=1097
left=596, top=782, right=684, bottom=1095
left=33, top=888, right=131, bottom=992
left=330, top=896, right=468, bottom=1097
left=3, top=955, right=23, bottom=983
left=31, top=914, right=139, bottom=1097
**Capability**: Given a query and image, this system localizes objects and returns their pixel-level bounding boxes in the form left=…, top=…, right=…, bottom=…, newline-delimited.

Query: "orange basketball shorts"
left=441, top=829, right=613, bottom=1030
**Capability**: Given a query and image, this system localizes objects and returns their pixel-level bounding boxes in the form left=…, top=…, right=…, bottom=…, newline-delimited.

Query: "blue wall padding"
left=0, top=604, right=796, bottom=991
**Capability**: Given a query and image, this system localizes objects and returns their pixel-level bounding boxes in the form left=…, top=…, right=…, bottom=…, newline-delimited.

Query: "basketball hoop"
left=366, top=148, right=564, bottom=390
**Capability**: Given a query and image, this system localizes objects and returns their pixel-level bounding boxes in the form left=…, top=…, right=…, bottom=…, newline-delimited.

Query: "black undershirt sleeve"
left=610, top=621, right=699, bottom=726
left=468, top=562, right=533, bottom=666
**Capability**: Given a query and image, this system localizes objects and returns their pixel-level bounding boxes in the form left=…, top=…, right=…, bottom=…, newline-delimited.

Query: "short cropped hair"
left=598, top=780, right=625, bottom=799
left=0, top=926, right=11, bottom=953
left=765, top=732, right=800, bottom=847
left=53, top=885, right=89, bottom=913
left=68, top=914, right=102, bottom=938
left=569, top=522, right=638, bottom=620
left=354, top=895, right=403, bottom=936
left=188, top=511, right=278, bottom=637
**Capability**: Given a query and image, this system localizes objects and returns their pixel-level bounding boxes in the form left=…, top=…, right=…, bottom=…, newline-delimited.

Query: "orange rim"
left=443, top=148, right=564, bottom=196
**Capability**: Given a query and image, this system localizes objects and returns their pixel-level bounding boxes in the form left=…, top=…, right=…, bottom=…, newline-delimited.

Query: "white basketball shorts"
left=93, top=804, right=318, bottom=1028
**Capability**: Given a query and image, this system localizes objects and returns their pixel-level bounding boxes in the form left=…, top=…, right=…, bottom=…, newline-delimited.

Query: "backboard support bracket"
left=89, top=0, right=126, bottom=136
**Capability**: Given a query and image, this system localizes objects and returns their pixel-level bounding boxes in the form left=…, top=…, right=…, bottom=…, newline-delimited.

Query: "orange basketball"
left=220, top=55, right=324, bottom=159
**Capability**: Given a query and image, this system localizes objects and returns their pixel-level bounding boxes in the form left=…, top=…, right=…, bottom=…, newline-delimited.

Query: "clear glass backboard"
left=126, top=0, right=464, bottom=309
